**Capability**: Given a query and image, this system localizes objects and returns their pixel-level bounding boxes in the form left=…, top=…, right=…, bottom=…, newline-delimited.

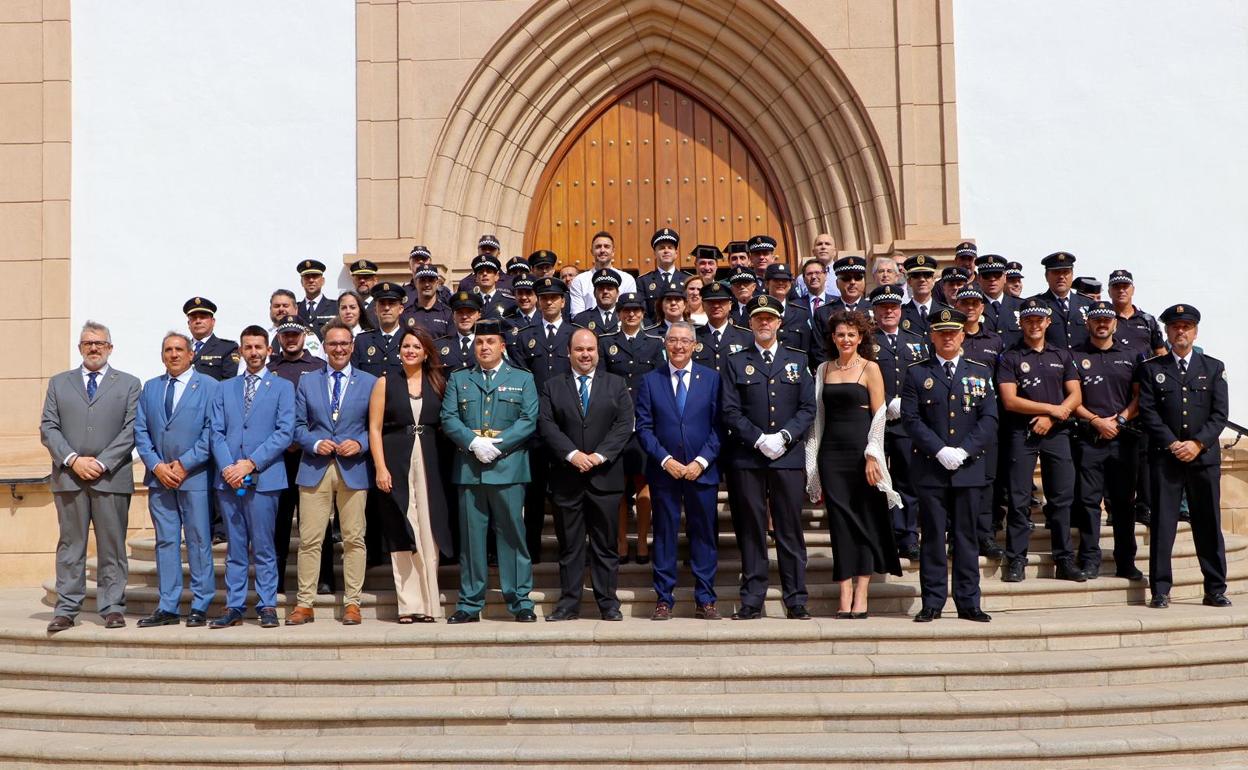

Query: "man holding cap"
left=569, top=232, right=637, bottom=314
left=185, top=297, right=239, bottom=382
left=1137, top=304, right=1230, bottom=609
left=1032, top=251, right=1091, bottom=351
left=638, top=228, right=687, bottom=320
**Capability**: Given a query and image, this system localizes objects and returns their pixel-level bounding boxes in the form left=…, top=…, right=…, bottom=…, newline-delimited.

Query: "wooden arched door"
left=526, top=76, right=792, bottom=273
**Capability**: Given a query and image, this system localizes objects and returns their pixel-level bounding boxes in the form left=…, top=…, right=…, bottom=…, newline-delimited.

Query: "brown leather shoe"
left=103, top=612, right=126, bottom=629
left=695, top=603, right=721, bottom=620
left=342, top=604, right=362, bottom=625
left=46, top=616, right=73, bottom=634
left=650, top=601, right=672, bottom=621
left=284, top=606, right=315, bottom=626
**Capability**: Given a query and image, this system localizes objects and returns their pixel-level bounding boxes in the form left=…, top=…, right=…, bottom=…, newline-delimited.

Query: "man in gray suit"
left=39, top=321, right=141, bottom=633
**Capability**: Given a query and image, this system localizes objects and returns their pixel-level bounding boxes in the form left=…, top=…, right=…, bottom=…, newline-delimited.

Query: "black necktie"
left=944, top=361, right=955, bottom=381
left=482, top=293, right=492, bottom=305
left=602, top=310, right=612, bottom=327
left=1060, top=297, right=1069, bottom=314
left=383, top=333, right=392, bottom=347
left=713, top=329, right=722, bottom=345
left=762, top=350, right=773, bottom=366
left=1178, top=359, right=1188, bottom=377
left=546, top=323, right=556, bottom=344
left=461, top=336, right=470, bottom=356
left=887, top=333, right=896, bottom=350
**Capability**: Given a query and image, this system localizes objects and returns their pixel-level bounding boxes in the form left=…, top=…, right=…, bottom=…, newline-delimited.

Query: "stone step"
left=5, top=638, right=1248, bottom=697
left=0, top=721, right=1244, bottom=768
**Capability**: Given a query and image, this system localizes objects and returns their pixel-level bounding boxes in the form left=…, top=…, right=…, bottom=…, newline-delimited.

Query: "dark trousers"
left=523, top=447, right=550, bottom=564
left=550, top=482, right=622, bottom=614
left=649, top=476, right=718, bottom=607
left=916, top=484, right=982, bottom=611
left=978, top=432, right=1000, bottom=541
left=1135, top=432, right=1153, bottom=516
left=275, top=451, right=334, bottom=594
left=727, top=466, right=808, bottom=610
left=1149, top=457, right=1226, bottom=597
left=1072, top=432, right=1139, bottom=572
left=885, top=430, right=920, bottom=550
left=1004, top=427, right=1075, bottom=562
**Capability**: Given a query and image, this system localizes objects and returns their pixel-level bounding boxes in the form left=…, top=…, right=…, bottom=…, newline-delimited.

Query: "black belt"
left=405, top=425, right=426, bottom=435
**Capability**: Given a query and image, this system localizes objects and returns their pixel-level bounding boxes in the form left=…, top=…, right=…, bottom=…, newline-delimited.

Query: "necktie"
left=484, top=369, right=494, bottom=388
left=244, top=374, right=259, bottom=412
left=461, top=336, right=471, bottom=356
left=1178, top=359, right=1188, bottom=378
left=603, top=310, right=612, bottom=328
left=674, top=370, right=687, bottom=415
left=330, top=371, right=343, bottom=419
left=991, top=300, right=1000, bottom=314
left=1060, top=297, right=1069, bottom=314
left=482, top=294, right=492, bottom=305
left=762, top=349, right=773, bottom=367
left=193, top=339, right=204, bottom=356
left=87, top=371, right=99, bottom=400
left=546, top=323, right=557, bottom=344
left=944, top=361, right=955, bottom=381
left=887, top=333, right=897, bottom=350
left=306, top=300, right=314, bottom=314
left=812, top=297, right=821, bottom=312
left=163, top=377, right=176, bottom=419
left=920, top=304, right=928, bottom=317
left=713, top=329, right=722, bottom=345
left=578, top=374, right=590, bottom=415
left=383, top=333, right=392, bottom=347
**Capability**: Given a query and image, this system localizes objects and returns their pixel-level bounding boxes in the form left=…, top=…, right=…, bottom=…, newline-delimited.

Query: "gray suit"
left=39, top=366, right=141, bottom=618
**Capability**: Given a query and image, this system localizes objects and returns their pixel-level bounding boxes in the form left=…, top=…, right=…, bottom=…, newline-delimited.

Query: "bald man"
left=796, top=233, right=840, bottom=300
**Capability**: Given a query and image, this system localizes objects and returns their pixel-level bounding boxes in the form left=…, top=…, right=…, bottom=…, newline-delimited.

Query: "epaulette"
left=907, top=359, right=929, bottom=367
left=783, top=345, right=804, bottom=354
left=1141, top=354, right=1165, bottom=364
left=731, top=323, right=751, bottom=332
left=642, top=322, right=664, bottom=332
left=966, top=359, right=990, bottom=367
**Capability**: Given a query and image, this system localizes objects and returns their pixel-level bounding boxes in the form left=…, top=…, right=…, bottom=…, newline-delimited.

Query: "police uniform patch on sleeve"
left=528, top=338, right=536, bottom=349
left=1020, top=362, right=1030, bottom=373
left=367, top=346, right=377, bottom=357
left=923, top=377, right=934, bottom=390
left=1081, top=359, right=1091, bottom=370
left=695, top=342, right=703, bottom=352
left=588, top=321, right=596, bottom=330
left=407, top=317, right=416, bottom=327
left=744, top=364, right=755, bottom=376
left=608, top=344, right=618, bottom=356
left=1156, top=372, right=1166, bottom=384
left=229, top=352, right=240, bottom=363
left=441, top=346, right=450, bottom=356
left=902, top=320, right=911, bottom=330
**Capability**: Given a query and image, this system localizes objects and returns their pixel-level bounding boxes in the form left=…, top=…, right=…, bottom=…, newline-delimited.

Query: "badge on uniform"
left=229, top=352, right=240, bottom=363
left=745, top=364, right=756, bottom=376
left=441, top=346, right=451, bottom=356
left=608, top=345, right=619, bottom=356
left=528, top=338, right=536, bottom=348
left=902, top=320, right=911, bottom=330
left=407, top=317, right=416, bottom=327
left=1156, top=372, right=1166, bottom=384
left=1082, top=359, right=1091, bottom=370
left=907, top=343, right=924, bottom=359
left=784, top=362, right=801, bottom=383
left=588, top=321, right=596, bottom=330
left=729, top=344, right=744, bottom=354
left=1020, top=362, right=1030, bottom=373
left=367, top=346, right=377, bottom=357
left=649, top=282, right=657, bottom=291
left=872, top=344, right=881, bottom=354
left=695, top=342, right=703, bottom=352
left=923, top=377, right=934, bottom=390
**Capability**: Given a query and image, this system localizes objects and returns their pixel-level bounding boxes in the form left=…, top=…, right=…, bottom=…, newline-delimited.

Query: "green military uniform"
left=440, top=361, right=539, bottom=615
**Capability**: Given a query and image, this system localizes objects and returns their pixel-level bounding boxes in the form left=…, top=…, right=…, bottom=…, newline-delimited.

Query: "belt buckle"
left=474, top=428, right=498, bottom=438
left=408, top=425, right=424, bottom=436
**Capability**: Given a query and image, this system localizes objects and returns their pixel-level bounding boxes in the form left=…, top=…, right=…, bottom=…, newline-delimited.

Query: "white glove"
left=755, top=433, right=787, bottom=460
left=935, top=447, right=964, bottom=471
left=952, top=447, right=969, bottom=465
left=469, top=437, right=503, bottom=463
left=885, top=397, right=901, bottom=421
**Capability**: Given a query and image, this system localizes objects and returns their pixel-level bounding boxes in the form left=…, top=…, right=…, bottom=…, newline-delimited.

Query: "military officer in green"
left=441, top=319, right=540, bottom=623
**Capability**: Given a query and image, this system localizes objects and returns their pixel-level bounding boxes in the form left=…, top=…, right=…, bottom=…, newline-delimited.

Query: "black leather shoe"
left=46, top=615, right=74, bottom=634
left=446, top=610, right=479, bottom=624
left=185, top=611, right=208, bottom=628
left=786, top=605, right=811, bottom=620
left=317, top=582, right=334, bottom=596
left=1115, top=567, right=1145, bottom=581
left=732, top=605, right=762, bottom=620
left=209, top=607, right=245, bottom=628
left=546, top=608, right=579, bottom=622
left=914, top=607, right=941, bottom=622
left=211, top=533, right=227, bottom=546
left=515, top=609, right=537, bottom=623
left=635, top=553, right=650, bottom=565
left=1079, top=562, right=1101, bottom=580
left=979, top=538, right=1004, bottom=559
left=137, top=610, right=180, bottom=628
left=957, top=608, right=992, bottom=622
left=1204, top=593, right=1233, bottom=608
left=1149, top=594, right=1170, bottom=609
left=258, top=608, right=279, bottom=628
left=600, top=609, right=624, bottom=621
left=1002, top=559, right=1026, bottom=583
left=1054, top=560, right=1086, bottom=583
left=899, top=545, right=920, bottom=561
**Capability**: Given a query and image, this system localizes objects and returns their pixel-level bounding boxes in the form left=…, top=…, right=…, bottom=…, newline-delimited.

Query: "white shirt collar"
left=543, top=317, right=563, bottom=331
left=167, top=368, right=192, bottom=385
left=669, top=361, right=693, bottom=377
left=708, top=320, right=730, bottom=333
left=330, top=363, right=352, bottom=379
left=572, top=368, right=595, bottom=381
left=82, top=364, right=109, bottom=381
left=481, top=361, right=504, bottom=375
left=1174, top=350, right=1193, bottom=368
left=935, top=353, right=961, bottom=370
left=755, top=341, right=778, bottom=357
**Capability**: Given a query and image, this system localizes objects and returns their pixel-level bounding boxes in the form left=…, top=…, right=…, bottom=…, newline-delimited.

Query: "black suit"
left=1033, top=290, right=1092, bottom=352
left=809, top=297, right=869, bottom=366
left=538, top=371, right=635, bottom=615
left=982, top=294, right=1022, bottom=349
left=191, top=335, right=239, bottom=381
left=297, top=295, right=338, bottom=337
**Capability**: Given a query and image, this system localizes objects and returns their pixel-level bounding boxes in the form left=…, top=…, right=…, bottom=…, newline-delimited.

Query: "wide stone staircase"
left=0, top=493, right=1246, bottom=767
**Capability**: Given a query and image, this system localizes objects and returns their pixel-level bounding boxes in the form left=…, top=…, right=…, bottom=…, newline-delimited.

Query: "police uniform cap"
left=450, top=290, right=484, bottom=311
left=868, top=285, right=905, bottom=305
left=298, top=259, right=326, bottom=276
left=659, top=283, right=687, bottom=299
left=349, top=259, right=379, bottom=276
left=183, top=296, right=218, bottom=316
left=1086, top=300, right=1116, bottom=319
left=591, top=268, right=622, bottom=288
left=534, top=277, right=568, bottom=296
left=512, top=275, right=535, bottom=292
left=471, top=254, right=502, bottom=272
left=370, top=281, right=406, bottom=302
left=477, top=234, right=501, bottom=250
left=747, top=234, right=777, bottom=253
left=617, top=292, right=646, bottom=310
left=1073, top=276, right=1102, bottom=295
left=528, top=249, right=557, bottom=267
left=701, top=281, right=733, bottom=301
left=690, top=244, right=723, bottom=262
left=413, top=265, right=439, bottom=281
left=506, top=256, right=530, bottom=273
left=746, top=294, right=783, bottom=318
left=650, top=228, right=680, bottom=248
left=1042, top=251, right=1076, bottom=270
left=954, top=241, right=977, bottom=258
left=955, top=285, right=986, bottom=303
left=409, top=245, right=432, bottom=261
left=1018, top=297, right=1052, bottom=318
left=1005, top=261, right=1025, bottom=278
left=903, top=254, right=937, bottom=275
left=1159, top=304, right=1201, bottom=324
left=275, top=315, right=308, bottom=334
left=724, top=240, right=749, bottom=255
left=1108, top=269, right=1134, bottom=285
left=941, top=266, right=971, bottom=282
left=728, top=268, right=759, bottom=285
left=975, top=254, right=1007, bottom=273
left=474, top=318, right=505, bottom=338
left=928, top=307, right=967, bottom=332
left=764, top=263, right=794, bottom=282
left=833, top=255, right=868, bottom=275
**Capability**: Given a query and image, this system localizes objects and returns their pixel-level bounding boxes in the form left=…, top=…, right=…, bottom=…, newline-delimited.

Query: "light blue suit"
left=293, top=367, right=376, bottom=489
left=210, top=369, right=295, bottom=610
left=134, top=370, right=219, bottom=614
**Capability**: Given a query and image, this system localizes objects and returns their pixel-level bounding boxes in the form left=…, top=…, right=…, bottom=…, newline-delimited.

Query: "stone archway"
left=417, top=0, right=901, bottom=267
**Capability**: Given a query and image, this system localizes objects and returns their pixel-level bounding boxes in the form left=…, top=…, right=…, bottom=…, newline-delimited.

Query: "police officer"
left=975, top=254, right=1022, bottom=348
left=506, top=255, right=531, bottom=281
left=1073, top=277, right=1102, bottom=301
left=955, top=285, right=1006, bottom=558
left=599, top=293, right=665, bottom=391
left=184, top=297, right=238, bottom=381
left=570, top=269, right=623, bottom=335
left=457, top=234, right=514, bottom=295
left=902, top=308, right=997, bottom=623
left=468, top=254, right=517, bottom=320
left=952, top=241, right=978, bottom=279
left=507, top=275, right=540, bottom=330
left=348, top=259, right=381, bottom=329
left=404, top=245, right=451, bottom=305
left=528, top=249, right=558, bottom=280
left=404, top=264, right=453, bottom=339
left=997, top=298, right=1084, bottom=583
left=648, top=285, right=688, bottom=340
left=436, top=291, right=483, bottom=373
left=1005, top=261, right=1025, bottom=298
left=637, top=228, right=687, bottom=321
left=1070, top=301, right=1144, bottom=581
left=720, top=294, right=817, bottom=619
left=695, top=281, right=753, bottom=373
left=759, top=263, right=813, bottom=354
left=811, top=256, right=869, bottom=365
left=1137, top=304, right=1230, bottom=608
left=727, top=267, right=761, bottom=326
left=724, top=240, right=751, bottom=275
left=747, top=234, right=779, bottom=280
left=938, top=266, right=971, bottom=308
left=1032, top=251, right=1091, bottom=351
left=870, top=284, right=927, bottom=560
left=295, top=260, right=339, bottom=334
left=351, top=282, right=407, bottom=376
left=901, top=254, right=945, bottom=335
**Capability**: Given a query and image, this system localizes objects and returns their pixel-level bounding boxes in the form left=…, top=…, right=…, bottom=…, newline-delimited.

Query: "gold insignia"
left=1082, top=359, right=1091, bottom=370
left=940, top=309, right=951, bottom=322
left=902, top=320, right=911, bottom=330
left=873, top=344, right=881, bottom=353
left=528, top=338, right=536, bottom=348
left=923, top=377, right=934, bottom=390
left=608, top=345, right=618, bottom=356
left=1156, top=372, right=1166, bottom=384
left=745, top=364, right=756, bottom=376
left=1176, top=305, right=1185, bottom=314
left=649, top=282, right=657, bottom=291
left=917, top=256, right=927, bottom=265
left=588, top=321, right=596, bottom=330
left=695, top=342, right=703, bottom=352
left=193, top=297, right=202, bottom=306
left=1020, top=362, right=1030, bottom=373
left=441, top=346, right=450, bottom=356
left=367, top=346, right=377, bottom=357
left=407, top=317, right=415, bottom=327
left=229, top=352, right=240, bottom=362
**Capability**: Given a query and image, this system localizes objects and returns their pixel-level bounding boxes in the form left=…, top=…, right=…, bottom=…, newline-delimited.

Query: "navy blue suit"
left=134, top=370, right=219, bottom=615
left=635, top=363, right=722, bottom=607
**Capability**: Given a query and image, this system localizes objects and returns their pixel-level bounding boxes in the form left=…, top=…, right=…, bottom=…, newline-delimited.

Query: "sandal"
left=397, top=615, right=417, bottom=625
left=417, top=615, right=436, bottom=623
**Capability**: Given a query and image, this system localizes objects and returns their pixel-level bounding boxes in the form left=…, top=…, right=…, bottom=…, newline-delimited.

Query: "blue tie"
left=330, top=371, right=344, bottom=419
left=163, top=377, right=176, bottom=419
left=674, top=370, right=687, bottom=415
left=244, top=374, right=259, bottom=413
left=193, top=339, right=204, bottom=356
left=578, top=374, right=590, bottom=415
left=86, top=371, right=98, bottom=400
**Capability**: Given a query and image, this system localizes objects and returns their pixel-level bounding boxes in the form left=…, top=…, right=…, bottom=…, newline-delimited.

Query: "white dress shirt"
left=165, top=368, right=192, bottom=413
left=565, top=368, right=606, bottom=464
left=661, top=362, right=708, bottom=471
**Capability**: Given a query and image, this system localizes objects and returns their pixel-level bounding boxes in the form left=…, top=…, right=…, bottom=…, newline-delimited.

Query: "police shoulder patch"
left=441, top=346, right=450, bottom=356
left=902, top=319, right=911, bottom=330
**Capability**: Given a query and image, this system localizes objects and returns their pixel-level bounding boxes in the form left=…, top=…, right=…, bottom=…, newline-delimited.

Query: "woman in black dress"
left=368, top=327, right=453, bottom=623
left=805, top=310, right=902, bottom=618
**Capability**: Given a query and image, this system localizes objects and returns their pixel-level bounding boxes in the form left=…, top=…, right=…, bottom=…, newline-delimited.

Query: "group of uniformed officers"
left=54, top=226, right=1230, bottom=631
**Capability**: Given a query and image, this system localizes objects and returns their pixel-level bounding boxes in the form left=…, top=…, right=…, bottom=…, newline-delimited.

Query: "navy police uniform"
left=351, top=282, right=409, bottom=377
left=403, top=265, right=453, bottom=338
left=295, top=260, right=339, bottom=335
left=638, top=228, right=688, bottom=321
left=1032, top=252, right=1091, bottom=351
left=183, top=298, right=238, bottom=381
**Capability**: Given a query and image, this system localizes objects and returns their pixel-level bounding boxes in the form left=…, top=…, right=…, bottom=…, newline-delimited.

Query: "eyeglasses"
left=79, top=341, right=111, bottom=349
left=324, top=341, right=353, bottom=349
left=666, top=338, right=696, bottom=346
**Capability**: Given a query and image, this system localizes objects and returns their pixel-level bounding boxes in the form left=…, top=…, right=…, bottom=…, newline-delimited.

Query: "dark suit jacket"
left=900, top=356, right=998, bottom=488
left=538, top=371, right=635, bottom=492
left=1137, top=352, right=1228, bottom=468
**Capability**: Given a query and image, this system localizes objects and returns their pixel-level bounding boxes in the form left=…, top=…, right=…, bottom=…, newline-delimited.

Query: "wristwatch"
left=1115, top=415, right=1128, bottom=427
